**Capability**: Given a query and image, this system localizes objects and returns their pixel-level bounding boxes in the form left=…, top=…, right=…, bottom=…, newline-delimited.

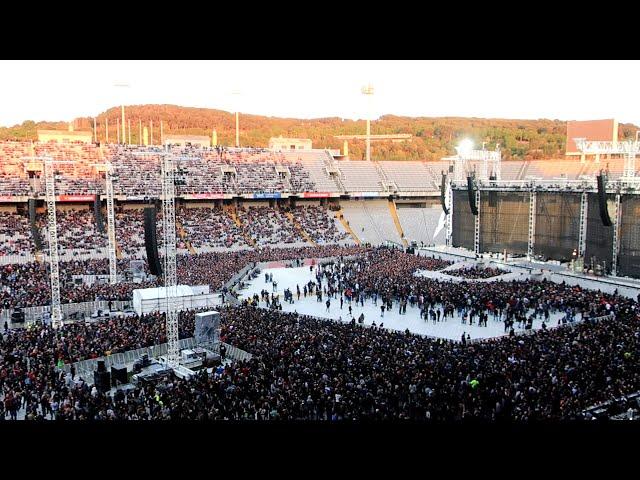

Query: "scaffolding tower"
left=22, top=156, right=74, bottom=328
left=450, top=145, right=502, bottom=183
left=573, top=138, right=640, bottom=179
left=132, top=149, right=187, bottom=367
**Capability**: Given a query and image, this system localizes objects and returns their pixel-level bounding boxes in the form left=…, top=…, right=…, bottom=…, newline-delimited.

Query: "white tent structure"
left=132, top=285, right=218, bottom=315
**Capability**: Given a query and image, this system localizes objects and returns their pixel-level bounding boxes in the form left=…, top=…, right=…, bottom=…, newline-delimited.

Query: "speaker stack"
left=28, top=199, right=42, bottom=250
left=467, top=176, right=478, bottom=215
left=440, top=173, right=449, bottom=214
left=93, top=360, right=111, bottom=392
left=144, top=207, right=163, bottom=276
left=110, top=364, right=128, bottom=387
left=596, top=174, right=613, bottom=227
left=94, top=195, right=105, bottom=233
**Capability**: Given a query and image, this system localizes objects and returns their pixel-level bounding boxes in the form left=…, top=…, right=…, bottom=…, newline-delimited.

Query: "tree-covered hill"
left=1, top=105, right=638, bottom=161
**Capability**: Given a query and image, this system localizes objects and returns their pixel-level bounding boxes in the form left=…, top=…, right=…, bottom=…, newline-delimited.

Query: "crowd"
left=445, top=265, right=509, bottom=279
left=1, top=296, right=638, bottom=420
left=178, top=206, right=247, bottom=250
left=237, top=206, right=305, bottom=246
left=290, top=205, right=352, bottom=245
left=302, top=249, right=629, bottom=333
left=38, top=209, right=108, bottom=257
left=0, top=260, right=155, bottom=310
left=0, top=211, right=33, bottom=257
left=0, top=245, right=367, bottom=310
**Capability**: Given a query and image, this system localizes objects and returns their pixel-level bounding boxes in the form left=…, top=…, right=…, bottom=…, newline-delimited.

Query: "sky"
left=0, top=60, right=638, bottom=127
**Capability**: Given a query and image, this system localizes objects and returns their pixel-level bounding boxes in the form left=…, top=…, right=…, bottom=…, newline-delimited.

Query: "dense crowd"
left=237, top=206, right=304, bottom=246
left=0, top=245, right=368, bottom=310
left=1, top=296, right=638, bottom=420
left=290, top=205, right=351, bottom=245
left=0, top=211, right=32, bottom=257
left=303, top=249, right=627, bottom=332
left=38, top=209, right=108, bottom=256
left=445, top=265, right=509, bottom=279
left=0, top=260, right=155, bottom=309
left=178, top=206, right=247, bottom=250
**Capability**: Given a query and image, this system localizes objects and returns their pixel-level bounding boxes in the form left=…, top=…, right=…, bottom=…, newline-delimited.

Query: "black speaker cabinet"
left=93, top=370, right=111, bottom=392
left=110, top=364, right=128, bottom=386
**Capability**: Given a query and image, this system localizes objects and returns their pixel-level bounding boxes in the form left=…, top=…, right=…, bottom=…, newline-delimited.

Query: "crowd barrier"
left=61, top=338, right=253, bottom=383
left=0, top=300, right=131, bottom=323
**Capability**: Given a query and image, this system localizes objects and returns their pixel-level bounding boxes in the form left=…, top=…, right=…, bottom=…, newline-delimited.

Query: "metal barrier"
left=61, top=338, right=252, bottom=382
left=1, top=300, right=131, bottom=323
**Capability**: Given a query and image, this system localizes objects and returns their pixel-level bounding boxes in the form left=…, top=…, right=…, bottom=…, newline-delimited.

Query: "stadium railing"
left=60, top=338, right=253, bottom=382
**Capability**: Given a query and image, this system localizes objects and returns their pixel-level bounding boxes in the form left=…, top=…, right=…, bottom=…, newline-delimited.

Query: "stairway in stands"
left=176, top=218, right=196, bottom=254
left=388, top=200, right=408, bottom=247
left=516, top=161, right=529, bottom=180
left=285, top=211, right=317, bottom=246
left=335, top=209, right=360, bottom=245
left=225, top=204, right=255, bottom=247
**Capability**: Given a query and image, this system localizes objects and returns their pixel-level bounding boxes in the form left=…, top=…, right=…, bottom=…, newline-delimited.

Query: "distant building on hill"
left=163, top=134, right=211, bottom=148
left=269, top=136, right=312, bottom=151
left=37, top=123, right=92, bottom=143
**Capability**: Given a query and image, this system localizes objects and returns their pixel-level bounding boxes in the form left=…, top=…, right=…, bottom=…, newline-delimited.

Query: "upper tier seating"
left=379, top=161, right=439, bottom=191
left=336, top=160, right=386, bottom=192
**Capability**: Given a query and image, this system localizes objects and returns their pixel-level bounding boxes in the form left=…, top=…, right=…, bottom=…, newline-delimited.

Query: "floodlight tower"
left=361, top=84, right=374, bottom=162
left=22, top=156, right=74, bottom=328
left=114, top=82, right=129, bottom=145
left=232, top=90, right=241, bottom=148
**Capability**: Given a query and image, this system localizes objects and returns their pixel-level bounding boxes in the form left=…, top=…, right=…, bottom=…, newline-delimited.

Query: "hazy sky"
left=0, top=60, right=638, bottom=127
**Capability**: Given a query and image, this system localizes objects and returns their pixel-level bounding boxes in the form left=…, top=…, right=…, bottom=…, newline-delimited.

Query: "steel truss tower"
left=132, top=149, right=180, bottom=366
left=527, top=189, right=537, bottom=260
left=452, top=146, right=502, bottom=183
left=612, top=192, right=622, bottom=277
left=43, top=159, right=62, bottom=327
left=445, top=182, right=453, bottom=246
left=23, top=156, right=74, bottom=328
left=105, top=165, right=117, bottom=284
left=578, top=191, right=588, bottom=257
left=573, top=138, right=640, bottom=179
left=161, top=152, right=179, bottom=367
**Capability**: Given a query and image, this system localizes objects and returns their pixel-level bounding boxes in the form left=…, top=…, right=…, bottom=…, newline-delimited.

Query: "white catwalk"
left=237, top=265, right=568, bottom=341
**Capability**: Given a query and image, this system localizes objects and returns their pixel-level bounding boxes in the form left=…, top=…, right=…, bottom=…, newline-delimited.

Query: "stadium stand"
left=341, top=200, right=403, bottom=245
left=396, top=204, right=444, bottom=246
left=379, top=161, right=439, bottom=191
left=290, top=204, right=353, bottom=245
left=179, top=205, right=248, bottom=251
left=336, top=160, right=386, bottom=192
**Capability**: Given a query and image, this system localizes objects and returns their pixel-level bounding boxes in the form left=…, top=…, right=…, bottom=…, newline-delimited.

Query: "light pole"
left=114, top=82, right=129, bottom=145
left=232, top=90, right=241, bottom=147
left=361, top=84, right=374, bottom=162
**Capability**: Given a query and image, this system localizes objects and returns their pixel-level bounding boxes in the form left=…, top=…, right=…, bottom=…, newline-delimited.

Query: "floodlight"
left=457, top=138, right=474, bottom=156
